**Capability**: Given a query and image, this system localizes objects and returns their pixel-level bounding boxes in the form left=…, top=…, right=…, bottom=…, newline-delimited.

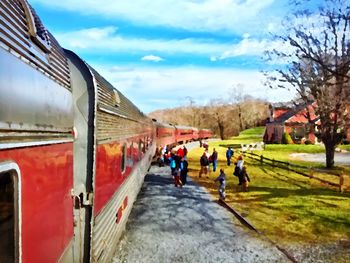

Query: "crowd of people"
left=155, top=145, right=189, bottom=188
left=155, top=143, right=251, bottom=199
left=198, top=145, right=251, bottom=201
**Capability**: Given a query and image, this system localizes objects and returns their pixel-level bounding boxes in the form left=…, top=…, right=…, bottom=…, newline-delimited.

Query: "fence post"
left=272, top=158, right=275, bottom=167
left=309, top=168, right=314, bottom=178
left=339, top=171, right=344, bottom=193
left=260, top=155, right=263, bottom=164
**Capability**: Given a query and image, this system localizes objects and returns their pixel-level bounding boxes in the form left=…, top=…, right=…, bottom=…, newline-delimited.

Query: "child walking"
left=214, top=169, right=226, bottom=200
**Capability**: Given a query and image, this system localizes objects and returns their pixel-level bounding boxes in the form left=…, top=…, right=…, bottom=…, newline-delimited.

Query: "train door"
left=0, top=162, right=21, bottom=263
left=65, top=50, right=96, bottom=263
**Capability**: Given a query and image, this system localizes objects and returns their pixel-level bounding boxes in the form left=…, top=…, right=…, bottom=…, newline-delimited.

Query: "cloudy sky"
left=30, top=0, right=319, bottom=113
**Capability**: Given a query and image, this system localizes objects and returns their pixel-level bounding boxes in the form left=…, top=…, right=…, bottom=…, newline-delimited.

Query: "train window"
left=121, top=143, right=127, bottom=173
left=20, top=0, right=51, bottom=53
left=138, top=139, right=142, bottom=154
left=129, top=142, right=134, bottom=165
left=0, top=164, right=19, bottom=263
left=142, top=138, right=146, bottom=153
left=113, top=89, right=121, bottom=107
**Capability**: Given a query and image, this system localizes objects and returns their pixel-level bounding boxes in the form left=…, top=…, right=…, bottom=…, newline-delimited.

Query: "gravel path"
left=289, top=152, right=350, bottom=165
left=112, top=165, right=287, bottom=263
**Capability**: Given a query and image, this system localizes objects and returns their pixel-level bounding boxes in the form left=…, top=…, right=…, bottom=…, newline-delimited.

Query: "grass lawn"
left=187, top=127, right=350, bottom=252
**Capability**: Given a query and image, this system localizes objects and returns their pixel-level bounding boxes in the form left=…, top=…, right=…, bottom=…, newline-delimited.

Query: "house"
left=263, top=102, right=319, bottom=144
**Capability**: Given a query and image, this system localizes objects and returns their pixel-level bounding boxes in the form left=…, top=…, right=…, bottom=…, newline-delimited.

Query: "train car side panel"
left=92, top=141, right=155, bottom=262
left=0, top=143, right=74, bottom=263
left=155, top=122, right=176, bottom=147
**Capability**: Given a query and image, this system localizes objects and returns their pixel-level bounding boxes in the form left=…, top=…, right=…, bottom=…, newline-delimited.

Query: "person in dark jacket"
left=233, top=155, right=244, bottom=185
left=180, top=157, right=188, bottom=185
left=211, top=148, right=218, bottom=172
left=199, top=152, right=209, bottom=178
left=226, top=147, right=234, bottom=166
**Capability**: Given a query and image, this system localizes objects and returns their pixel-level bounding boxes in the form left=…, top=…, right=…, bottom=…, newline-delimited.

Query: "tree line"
left=149, top=94, right=269, bottom=140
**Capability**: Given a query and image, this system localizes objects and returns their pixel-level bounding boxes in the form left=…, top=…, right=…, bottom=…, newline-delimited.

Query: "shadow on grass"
left=235, top=185, right=350, bottom=208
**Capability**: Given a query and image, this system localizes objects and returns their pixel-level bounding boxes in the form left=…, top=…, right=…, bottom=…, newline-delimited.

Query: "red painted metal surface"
left=175, top=127, right=193, bottom=143
left=0, top=143, right=74, bottom=263
left=192, top=128, right=199, bottom=140
left=94, top=142, right=127, bottom=215
left=156, top=126, right=176, bottom=147
left=199, top=129, right=212, bottom=140
left=94, top=133, right=152, bottom=215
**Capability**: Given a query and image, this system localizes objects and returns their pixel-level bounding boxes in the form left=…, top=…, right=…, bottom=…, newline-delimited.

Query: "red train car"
left=65, top=50, right=155, bottom=262
left=0, top=1, right=155, bottom=262
left=175, top=125, right=194, bottom=144
left=192, top=127, right=199, bottom=141
left=0, top=1, right=74, bottom=262
left=0, top=1, right=211, bottom=262
left=199, top=129, right=213, bottom=140
left=153, top=121, right=176, bottom=148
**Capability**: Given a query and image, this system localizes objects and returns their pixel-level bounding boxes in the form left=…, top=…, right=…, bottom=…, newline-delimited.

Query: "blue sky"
left=29, top=0, right=317, bottom=113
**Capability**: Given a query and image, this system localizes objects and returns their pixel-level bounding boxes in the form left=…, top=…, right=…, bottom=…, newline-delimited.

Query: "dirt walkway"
left=112, top=165, right=287, bottom=263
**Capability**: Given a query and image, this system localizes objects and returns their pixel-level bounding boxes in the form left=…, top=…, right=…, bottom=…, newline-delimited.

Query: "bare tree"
left=229, top=85, right=245, bottom=131
left=266, top=0, right=350, bottom=168
left=207, top=98, right=227, bottom=139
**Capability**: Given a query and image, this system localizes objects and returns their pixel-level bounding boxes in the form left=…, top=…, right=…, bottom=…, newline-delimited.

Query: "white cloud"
left=54, top=27, right=231, bottom=56
left=220, top=36, right=277, bottom=59
left=54, top=26, right=284, bottom=60
left=32, top=0, right=277, bottom=34
left=93, top=65, right=296, bottom=113
left=141, top=55, right=164, bottom=62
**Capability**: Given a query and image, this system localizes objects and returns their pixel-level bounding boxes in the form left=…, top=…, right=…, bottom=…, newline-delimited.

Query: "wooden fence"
left=241, top=151, right=349, bottom=192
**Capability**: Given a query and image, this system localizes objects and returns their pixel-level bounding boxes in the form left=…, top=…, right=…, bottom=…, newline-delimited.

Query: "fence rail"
left=242, top=151, right=348, bottom=192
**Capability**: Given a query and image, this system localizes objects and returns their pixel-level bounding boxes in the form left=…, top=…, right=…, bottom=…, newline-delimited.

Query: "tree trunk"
left=218, top=121, right=225, bottom=140
left=324, top=141, right=335, bottom=168
left=238, top=105, right=243, bottom=131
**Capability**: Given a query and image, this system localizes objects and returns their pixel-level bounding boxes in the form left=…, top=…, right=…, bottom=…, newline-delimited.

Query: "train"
left=0, top=1, right=212, bottom=263
left=153, top=121, right=211, bottom=148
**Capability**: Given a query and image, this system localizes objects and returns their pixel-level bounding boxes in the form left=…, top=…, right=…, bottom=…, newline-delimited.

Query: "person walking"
left=180, top=157, right=188, bottom=185
left=214, top=169, right=226, bottom=200
left=233, top=155, right=244, bottom=185
left=169, top=152, right=177, bottom=176
left=205, top=148, right=211, bottom=172
left=211, top=148, right=218, bottom=172
left=177, top=146, right=185, bottom=159
left=183, top=146, right=188, bottom=160
left=173, top=168, right=183, bottom=187
left=226, top=147, right=234, bottom=166
left=199, top=152, right=209, bottom=178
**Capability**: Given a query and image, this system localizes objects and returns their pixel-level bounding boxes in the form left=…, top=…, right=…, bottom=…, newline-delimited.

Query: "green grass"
left=187, top=127, right=350, bottom=250
left=339, top=144, right=350, bottom=151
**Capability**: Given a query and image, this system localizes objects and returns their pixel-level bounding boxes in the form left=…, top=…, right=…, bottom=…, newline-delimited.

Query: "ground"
left=112, top=165, right=287, bottom=263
